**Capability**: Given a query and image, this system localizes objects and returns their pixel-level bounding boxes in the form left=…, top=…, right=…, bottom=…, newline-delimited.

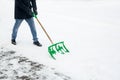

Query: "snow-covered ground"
left=0, top=0, right=120, bottom=80
left=0, top=48, right=71, bottom=80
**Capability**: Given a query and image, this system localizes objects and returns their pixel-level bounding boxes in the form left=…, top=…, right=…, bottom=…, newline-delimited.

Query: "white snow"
left=1, top=0, right=120, bottom=80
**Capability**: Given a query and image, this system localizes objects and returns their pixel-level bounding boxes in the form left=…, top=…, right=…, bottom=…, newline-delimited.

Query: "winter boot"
left=11, top=39, right=16, bottom=45
left=33, top=41, right=42, bottom=47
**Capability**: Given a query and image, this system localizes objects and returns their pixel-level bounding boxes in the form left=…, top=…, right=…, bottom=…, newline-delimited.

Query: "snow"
left=0, top=48, right=71, bottom=80
left=1, top=0, right=120, bottom=80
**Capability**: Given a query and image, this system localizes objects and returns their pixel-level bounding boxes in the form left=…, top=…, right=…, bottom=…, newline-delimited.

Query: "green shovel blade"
left=48, top=41, right=69, bottom=59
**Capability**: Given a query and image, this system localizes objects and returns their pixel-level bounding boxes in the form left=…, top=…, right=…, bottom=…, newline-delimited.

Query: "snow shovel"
left=33, top=13, right=69, bottom=59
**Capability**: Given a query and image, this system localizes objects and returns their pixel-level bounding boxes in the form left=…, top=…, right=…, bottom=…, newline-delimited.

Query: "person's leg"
left=25, top=18, right=42, bottom=46
left=25, top=18, right=38, bottom=42
left=11, top=19, right=23, bottom=44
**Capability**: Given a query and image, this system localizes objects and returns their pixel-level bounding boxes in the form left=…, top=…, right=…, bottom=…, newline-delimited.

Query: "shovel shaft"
left=35, top=17, right=54, bottom=44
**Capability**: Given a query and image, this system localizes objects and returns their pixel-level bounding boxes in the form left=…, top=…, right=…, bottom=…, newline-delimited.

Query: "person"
left=11, top=0, right=42, bottom=47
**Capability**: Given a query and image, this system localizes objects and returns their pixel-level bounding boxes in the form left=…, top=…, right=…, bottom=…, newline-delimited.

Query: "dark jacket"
left=15, top=0, right=37, bottom=19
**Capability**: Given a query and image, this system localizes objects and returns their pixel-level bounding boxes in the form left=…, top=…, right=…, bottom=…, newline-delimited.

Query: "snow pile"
left=0, top=47, right=71, bottom=80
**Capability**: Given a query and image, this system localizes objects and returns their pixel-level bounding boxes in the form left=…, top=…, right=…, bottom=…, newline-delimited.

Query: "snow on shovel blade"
left=48, top=41, right=69, bottom=59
